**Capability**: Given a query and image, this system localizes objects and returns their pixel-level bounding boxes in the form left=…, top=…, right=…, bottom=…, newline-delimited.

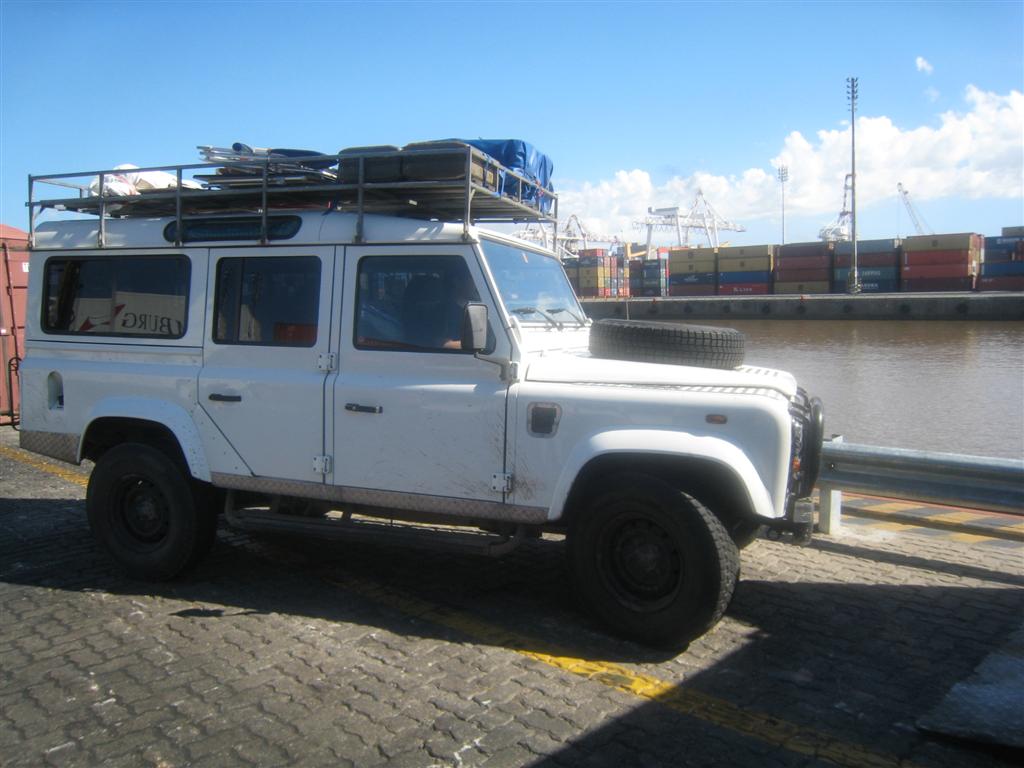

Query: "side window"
left=213, top=256, right=321, bottom=346
left=355, top=255, right=480, bottom=352
left=43, top=256, right=189, bottom=338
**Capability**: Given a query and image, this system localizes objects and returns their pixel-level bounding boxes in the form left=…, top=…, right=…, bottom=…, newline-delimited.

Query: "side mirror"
left=461, top=303, right=488, bottom=352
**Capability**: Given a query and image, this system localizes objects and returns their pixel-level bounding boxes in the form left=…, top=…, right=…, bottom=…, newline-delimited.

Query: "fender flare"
left=82, top=398, right=214, bottom=482
left=546, top=429, right=777, bottom=522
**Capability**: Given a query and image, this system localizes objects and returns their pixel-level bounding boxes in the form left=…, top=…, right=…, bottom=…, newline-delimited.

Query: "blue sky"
left=2, top=0, right=1021, bottom=246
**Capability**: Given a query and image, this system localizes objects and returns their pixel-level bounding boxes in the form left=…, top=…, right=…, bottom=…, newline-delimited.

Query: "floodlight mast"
left=846, top=76, right=861, bottom=294
left=777, top=165, right=789, bottom=245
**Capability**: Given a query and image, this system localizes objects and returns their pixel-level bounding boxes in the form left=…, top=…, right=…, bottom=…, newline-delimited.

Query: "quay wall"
left=581, top=292, right=1024, bottom=322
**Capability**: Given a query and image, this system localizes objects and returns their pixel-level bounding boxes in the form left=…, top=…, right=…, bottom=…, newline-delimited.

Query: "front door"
left=331, top=245, right=510, bottom=502
left=199, top=246, right=335, bottom=481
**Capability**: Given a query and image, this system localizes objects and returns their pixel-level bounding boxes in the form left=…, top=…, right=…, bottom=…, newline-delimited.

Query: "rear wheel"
left=87, top=443, right=216, bottom=580
left=569, top=474, right=739, bottom=648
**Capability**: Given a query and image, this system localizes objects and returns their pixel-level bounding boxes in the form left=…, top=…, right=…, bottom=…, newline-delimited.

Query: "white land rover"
left=19, top=144, right=823, bottom=648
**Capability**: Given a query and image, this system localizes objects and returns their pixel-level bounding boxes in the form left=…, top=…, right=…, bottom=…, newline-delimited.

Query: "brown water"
left=694, top=320, right=1024, bottom=460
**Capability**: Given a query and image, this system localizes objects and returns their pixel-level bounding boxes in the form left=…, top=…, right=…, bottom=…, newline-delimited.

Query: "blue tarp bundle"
left=457, top=139, right=554, bottom=212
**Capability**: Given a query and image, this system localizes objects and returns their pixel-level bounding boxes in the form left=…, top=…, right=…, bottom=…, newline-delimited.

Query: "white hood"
left=524, top=352, right=799, bottom=398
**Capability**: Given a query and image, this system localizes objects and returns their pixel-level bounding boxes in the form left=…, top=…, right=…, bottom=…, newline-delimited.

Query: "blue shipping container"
left=718, top=270, right=771, bottom=284
left=981, top=261, right=1024, bottom=277
left=669, top=272, right=716, bottom=286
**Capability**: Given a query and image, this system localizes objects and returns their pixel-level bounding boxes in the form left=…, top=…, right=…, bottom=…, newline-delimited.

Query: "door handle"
left=209, top=393, right=242, bottom=403
left=345, top=403, right=383, bottom=414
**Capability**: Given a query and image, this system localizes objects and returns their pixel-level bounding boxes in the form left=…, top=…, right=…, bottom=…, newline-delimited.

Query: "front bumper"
left=769, top=389, right=824, bottom=538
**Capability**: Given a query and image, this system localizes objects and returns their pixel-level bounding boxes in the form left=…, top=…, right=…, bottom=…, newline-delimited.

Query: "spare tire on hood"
left=589, top=319, right=745, bottom=370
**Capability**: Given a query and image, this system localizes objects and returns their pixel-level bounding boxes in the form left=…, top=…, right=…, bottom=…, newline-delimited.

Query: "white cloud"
left=916, top=56, right=934, bottom=75
left=558, top=86, right=1023, bottom=241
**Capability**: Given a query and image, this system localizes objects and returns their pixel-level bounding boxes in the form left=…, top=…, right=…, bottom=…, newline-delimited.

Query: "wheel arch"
left=81, top=399, right=211, bottom=481
left=548, top=430, right=777, bottom=529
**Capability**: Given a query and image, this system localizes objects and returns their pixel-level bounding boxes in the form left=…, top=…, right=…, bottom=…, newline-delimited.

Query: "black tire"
left=589, top=319, right=745, bottom=369
left=568, top=474, right=739, bottom=648
left=86, top=443, right=216, bottom=580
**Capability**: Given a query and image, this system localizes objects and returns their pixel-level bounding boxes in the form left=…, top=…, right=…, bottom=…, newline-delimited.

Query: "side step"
left=225, top=506, right=526, bottom=558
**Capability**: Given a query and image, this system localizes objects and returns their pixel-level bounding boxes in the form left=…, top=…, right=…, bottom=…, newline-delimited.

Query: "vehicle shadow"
left=2, top=496, right=1021, bottom=766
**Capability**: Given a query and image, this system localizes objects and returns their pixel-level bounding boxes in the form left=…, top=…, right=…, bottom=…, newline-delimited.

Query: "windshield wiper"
left=511, top=306, right=563, bottom=330
left=548, top=307, right=586, bottom=326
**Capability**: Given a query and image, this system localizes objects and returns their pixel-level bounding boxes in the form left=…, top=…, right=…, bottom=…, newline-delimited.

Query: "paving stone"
left=2, top=426, right=1023, bottom=768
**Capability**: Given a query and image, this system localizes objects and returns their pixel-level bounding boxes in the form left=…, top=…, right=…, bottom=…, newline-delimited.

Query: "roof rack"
left=28, top=143, right=558, bottom=248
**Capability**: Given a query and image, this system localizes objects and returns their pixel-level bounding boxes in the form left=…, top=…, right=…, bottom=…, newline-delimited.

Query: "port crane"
left=632, top=189, right=745, bottom=251
left=897, top=183, right=933, bottom=236
left=514, top=214, right=620, bottom=260
left=819, top=174, right=853, bottom=242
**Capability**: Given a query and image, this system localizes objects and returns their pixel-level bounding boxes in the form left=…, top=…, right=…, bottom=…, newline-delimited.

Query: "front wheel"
left=87, top=443, right=216, bottom=580
left=568, top=474, right=739, bottom=648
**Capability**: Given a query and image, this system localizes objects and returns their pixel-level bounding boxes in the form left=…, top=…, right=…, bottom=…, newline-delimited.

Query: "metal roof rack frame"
left=28, top=144, right=559, bottom=249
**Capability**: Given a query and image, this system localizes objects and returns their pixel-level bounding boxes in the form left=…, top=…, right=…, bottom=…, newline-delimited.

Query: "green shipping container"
left=717, top=244, right=775, bottom=259
left=774, top=280, right=831, bottom=294
left=902, top=233, right=982, bottom=252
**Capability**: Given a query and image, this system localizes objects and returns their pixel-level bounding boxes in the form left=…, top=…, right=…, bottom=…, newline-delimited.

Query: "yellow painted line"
left=0, top=444, right=88, bottom=488
left=327, top=575, right=913, bottom=768
left=856, top=501, right=920, bottom=513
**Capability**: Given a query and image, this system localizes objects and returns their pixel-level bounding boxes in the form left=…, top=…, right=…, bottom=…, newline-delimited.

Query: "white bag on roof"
left=90, top=164, right=201, bottom=196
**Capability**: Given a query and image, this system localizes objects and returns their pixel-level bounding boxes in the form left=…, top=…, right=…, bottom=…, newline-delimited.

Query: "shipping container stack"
left=575, top=249, right=612, bottom=298
left=562, top=257, right=579, bottom=295
left=637, top=247, right=669, bottom=297
left=978, top=236, right=1024, bottom=291
left=668, top=247, right=717, bottom=296
left=716, top=245, right=773, bottom=295
left=900, top=233, right=982, bottom=292
left=833, top=239, right=901, bottom=293
left=773, top=241, right=834, bottom=294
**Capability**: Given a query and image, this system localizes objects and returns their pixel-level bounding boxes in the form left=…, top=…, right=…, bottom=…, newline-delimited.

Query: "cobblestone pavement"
left=2, top=426, right=1022, bottom=768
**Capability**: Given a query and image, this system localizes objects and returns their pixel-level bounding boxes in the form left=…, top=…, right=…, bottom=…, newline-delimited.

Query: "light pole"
left=777, top=165, right=788, bottom=245
left=846, top=76, right=861, bottom=294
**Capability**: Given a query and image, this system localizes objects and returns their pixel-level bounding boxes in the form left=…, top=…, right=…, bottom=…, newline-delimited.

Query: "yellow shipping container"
left=717, top=244, right=775, bottom=259
left=669, top=259, right=717, bottom=273
left=901, top=233, right=982, bottom=252
left=718, top=256, right=773, bottom=272
left=773, top=281, right=831, bottom=294
left=578, top=274, right=604, bottom=289
left=668, top=246, right=716, bottom=259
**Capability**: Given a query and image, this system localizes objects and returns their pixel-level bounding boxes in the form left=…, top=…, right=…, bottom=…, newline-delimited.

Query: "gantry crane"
left=515, top=213, right=621, bottom=260
left=819, top=174, right=854, bottom=242
left=631, top=189, right=745, bottom=251
left=897, top=183, right=933, bottom=236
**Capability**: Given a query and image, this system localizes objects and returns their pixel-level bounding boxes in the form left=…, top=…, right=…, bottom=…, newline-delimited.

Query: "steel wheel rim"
left=599, top=512, right=682, bottom=612
left=113, top=476, right=170, bottom=551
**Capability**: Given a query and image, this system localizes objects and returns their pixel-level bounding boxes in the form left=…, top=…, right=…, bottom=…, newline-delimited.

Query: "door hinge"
left=490, top=473, right=513, bottom=493
left=317, top=353, right=337, bottom=372
left=313, top=455, right=333, bottom=475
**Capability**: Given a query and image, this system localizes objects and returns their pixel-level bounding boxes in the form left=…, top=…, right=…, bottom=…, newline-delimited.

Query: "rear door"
left=199, top=246, right=334, bottom=481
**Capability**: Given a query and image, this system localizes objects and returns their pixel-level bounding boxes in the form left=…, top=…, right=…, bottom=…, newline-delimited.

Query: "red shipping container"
left=777, top=242, right=830, bottom=258
left=775, top=254, right=832, bottom=270
left=669, top=284, right=716, bottom=296
left=1, top=224, right=29, bottom=426
left=774, top=268, right=831, bottom=282
left=577, top=248, right=608, bottom=258
left=718, top=283, right=770, bottom=295
left=901, top=263, right=976, bottom=279
left=834, top=252, right=899, bottom=268
left=902, top=249, right=976, bottom=267
left=901, top=277, right=975, bottom=292
left=978, top=276, right=1024, bottom=291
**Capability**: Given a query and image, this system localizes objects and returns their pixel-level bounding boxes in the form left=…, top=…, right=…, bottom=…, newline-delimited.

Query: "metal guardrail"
left=816, top=437, right=1024, bottom=533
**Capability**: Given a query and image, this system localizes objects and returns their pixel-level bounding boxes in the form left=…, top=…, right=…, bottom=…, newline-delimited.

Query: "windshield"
left=481, top=239, right=585, bottom=325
